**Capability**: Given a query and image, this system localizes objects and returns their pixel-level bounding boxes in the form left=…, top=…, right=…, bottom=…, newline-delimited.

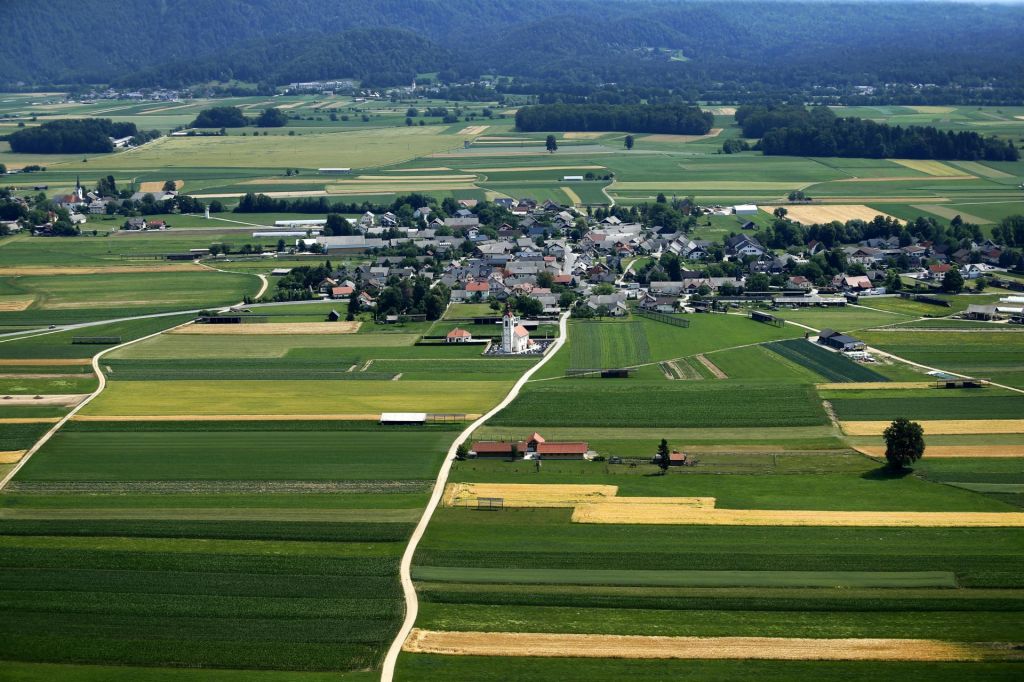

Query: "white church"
left=500, top=307, right=534, bottom=354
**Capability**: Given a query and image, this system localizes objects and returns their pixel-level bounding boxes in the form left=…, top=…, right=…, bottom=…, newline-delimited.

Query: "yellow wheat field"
left=138, top=180, right=184, bottom=192
left=856, top=445, right=1024, bottom=459
left=457, top=125, right=490, bottom=135
left=765, top=205, right=900, bottom=225
left=171, top=322, right=361, bottom=335
left=817, top=382, right=934, bottom=390
left=593, top=496, right=716, bottom=508
left=0, top=451, right=26, bottom=464
left=891, top=159, right=963, bottom=176
left=908, top=106, right=956, bottom=114
left=71, top=413, right=445, bottom=422
left=402, top=630, right=1012, bottom=662
left=443, top=483, right=618, bottom=508
left=561, top=186, right=582, bottom=205
left=0, top=418, right=61, bottom=424
left=841, top=420, right=1024, bottom=436
left=0, top=297, right=34, bottom=312
left=571, top=504, right=1024, bottom=527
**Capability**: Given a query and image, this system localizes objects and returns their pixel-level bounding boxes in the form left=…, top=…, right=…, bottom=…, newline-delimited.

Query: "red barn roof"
left=447, top=327, right=472, bottom=339
left=536, top=442, right=589, bottom=455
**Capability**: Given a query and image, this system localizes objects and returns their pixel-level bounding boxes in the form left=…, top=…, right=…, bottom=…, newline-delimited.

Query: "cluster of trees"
left=992, top=216, right=1024, bottom=249
left=516, top=103, right=713, bottom=135
left=191, top=106, right=287, bottom=129
left=737, top=105, right=1018, bottom=161
left=6, top=119, right=156, bottom=154
left=375, top=276, right=450, bottom=321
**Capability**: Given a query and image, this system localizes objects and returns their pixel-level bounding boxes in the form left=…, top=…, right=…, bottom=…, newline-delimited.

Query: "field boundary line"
left=380, top=312, right=569, bottom=682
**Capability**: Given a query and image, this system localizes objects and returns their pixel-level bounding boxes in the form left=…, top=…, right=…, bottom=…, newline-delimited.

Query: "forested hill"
left=4, top=0, right=1024, bottom=102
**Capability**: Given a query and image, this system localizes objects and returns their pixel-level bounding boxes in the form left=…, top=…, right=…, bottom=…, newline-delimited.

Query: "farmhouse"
left=469, top=432, right=591, bottom=459
left=818, top=328, right=866, bottom=352
left=446, top=327, right=473, bottom=343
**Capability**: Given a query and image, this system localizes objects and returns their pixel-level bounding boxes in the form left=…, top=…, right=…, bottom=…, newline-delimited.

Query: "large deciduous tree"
left=882, top=418, right=925, bottom=469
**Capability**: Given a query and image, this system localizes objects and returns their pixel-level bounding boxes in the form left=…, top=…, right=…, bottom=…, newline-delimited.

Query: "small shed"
left=327, top=309, right=341, bottom=322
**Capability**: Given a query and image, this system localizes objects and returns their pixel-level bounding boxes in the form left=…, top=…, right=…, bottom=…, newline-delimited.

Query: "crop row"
left=831, top=395, right=1024, bottom=421
left=570, top=322, right=651, bottom=370
left=0, top=519, right=416, bottom=543
left=491, top=382, right=829, bottom=427
left=765, top=339, right=889, bottom=383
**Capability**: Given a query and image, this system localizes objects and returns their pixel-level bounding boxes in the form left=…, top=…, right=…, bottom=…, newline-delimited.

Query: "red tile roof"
left=466, top=281, right=490, bottom=292
left=536, top=442, right=589, bottom=455
left=447, top=327, right=472, bottom=339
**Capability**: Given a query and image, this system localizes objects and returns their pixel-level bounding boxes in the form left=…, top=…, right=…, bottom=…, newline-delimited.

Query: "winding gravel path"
left=379, top=311, right=569, bottom=682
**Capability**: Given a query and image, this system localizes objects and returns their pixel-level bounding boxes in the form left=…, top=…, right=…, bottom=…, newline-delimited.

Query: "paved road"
left=379, top=311, right=570, bottom=682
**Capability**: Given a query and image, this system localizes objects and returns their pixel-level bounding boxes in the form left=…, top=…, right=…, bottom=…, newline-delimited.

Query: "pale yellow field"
left=643, top=129, right=723, bottom=142
left=170, top=321, right=361, bottom=335
left=765, top=205, right=900, bottom=225
left=912, top=204, right=992, bottom=225
left=403, top=630, right=1008, bottom=662
left=139, top=103, right=199, bottom=114
left=817, top=382, right=934, bottom=390
left=953, top=161, right=1014, bottom=179
left=908, top=106, right=956, bottom=114
left=891, top=159, right=964, bottom=176
left=561, top=186, right=582, bottom=206
left=0, top=297, right=34, bottom=311
left=856, top=445, right=1024, bottom=458
left=841, top=420, right=1024, bottom=436
left=593, top=496, right=716, bottom=507
left=326, top=183, right=477, bottom=193
left=0, top=395, right=88, bottom=406
left=457, top=125, right=490, bottom=135
left=703, top=107, right=737, bottom=115
left=0, top=451, right=26, bottom=464
left=346, top=175, right=476, bottom=181
left=73, top=413, right=390, bottom=422
left=469, top=165, right=606, bottom=172
left=563, top=132, right=604, bottom=139
left=0, top=418, right=61, bottom=424
left=571, top=504, right=1024, bottom=527
left=443, top=483, right=618, bottom=508
left=382, top=167, right=453, bottom=172
left=138, top=179, right=183, bottom=192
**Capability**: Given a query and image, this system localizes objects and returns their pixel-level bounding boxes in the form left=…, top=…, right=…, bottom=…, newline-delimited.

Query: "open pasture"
left=568, top=320, right=650, bottom=369
left=80, top=379, right=511, bottom=416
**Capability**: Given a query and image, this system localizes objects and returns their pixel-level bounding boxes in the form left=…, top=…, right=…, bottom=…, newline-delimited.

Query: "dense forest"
left=737, top=105, right=1019, bottom=162
left=3, top=1, right=1024, bottom=104
left=5, top=119, right=146, bottom=154
left=516, top=103, right=713, bottom=135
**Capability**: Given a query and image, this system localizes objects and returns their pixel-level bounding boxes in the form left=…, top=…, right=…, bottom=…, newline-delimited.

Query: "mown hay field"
left=443, top=483, right=619, bottom=508
left=402, top=629, right=1012, bottom=662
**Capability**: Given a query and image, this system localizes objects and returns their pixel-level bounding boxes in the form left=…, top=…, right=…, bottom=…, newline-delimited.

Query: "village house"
left=469, top=432, right=591, bottom=460
left=445, top=328, right=473, bottom=343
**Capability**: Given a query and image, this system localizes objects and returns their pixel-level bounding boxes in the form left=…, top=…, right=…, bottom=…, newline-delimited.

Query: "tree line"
left=736, top=105, right=1018, bottom=161
left=516, top=103, right=713, bottom=135
left=6, top=119, right=157, bottom=154
left=191, top=106, right=286, bottom=129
